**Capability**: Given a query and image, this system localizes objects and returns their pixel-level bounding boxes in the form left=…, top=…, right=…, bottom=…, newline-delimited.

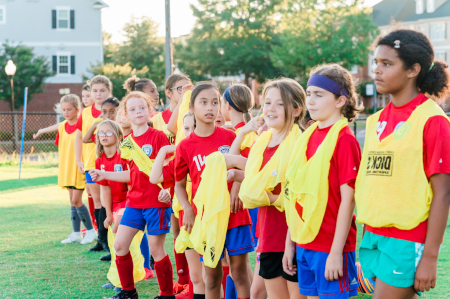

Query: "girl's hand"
left=77, top=161, right=85, bottom=174
left=88, top=169, right=105, bottom=182
left=33, top=130, right=42, bottom=140
left=414, top=255, right=437, bottom=292
left=282, top=245, right=297, bottom=276
left=241, top=116, right=263, bottom=135
left=183, top=206, right=195, bottom=234
left=230, top=182, right=242, bottom=213
left=182, top=84, right=194, bottom=95
left=161, top=144, right=177, bottom=154
left=324, top=252, right=343, bottom=281
left=158, top=189, right=171, bottom=203
left=104, top=215, right=113, bottom=229
left=227, top=169, right=236, bottom=182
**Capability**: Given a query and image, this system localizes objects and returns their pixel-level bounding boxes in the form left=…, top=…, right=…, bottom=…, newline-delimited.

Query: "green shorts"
left=359, top=231, right=424, bottom=288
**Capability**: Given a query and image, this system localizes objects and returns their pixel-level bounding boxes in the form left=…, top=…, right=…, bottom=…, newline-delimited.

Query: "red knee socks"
left=87, top=194, right=97, bottom=230
left=155, top=254, right=174, bottom=296
left=222, top=265, right=229, bottom=293
left=115, top=251, right=135, bottom=291
left=174, top=238, right=190, bottom=285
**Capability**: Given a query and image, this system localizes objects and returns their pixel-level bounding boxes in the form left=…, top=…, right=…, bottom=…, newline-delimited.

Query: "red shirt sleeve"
left=54, top=131, right=60, bottom=146
left=91, top=134, right=96, bottom=143
left=174, top=143, right=188, bottom=182
left=162, top=160, right=175, bottom=189
left=95, top=158, right=108, bottom=186
left=76, top=114, right=83, bottom=131
left=335, top=134, right=361, bottom=189
left=423, top=116, right=450, bottom=178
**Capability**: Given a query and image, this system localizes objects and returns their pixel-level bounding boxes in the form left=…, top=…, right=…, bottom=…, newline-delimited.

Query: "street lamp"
left=5, top=60, right=16, bottom=111
left=5, top=60, right=17, bottom=152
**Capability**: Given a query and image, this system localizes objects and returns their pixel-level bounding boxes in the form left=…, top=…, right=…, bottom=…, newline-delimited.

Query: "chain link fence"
left=0, top=111, right=61, bottom=155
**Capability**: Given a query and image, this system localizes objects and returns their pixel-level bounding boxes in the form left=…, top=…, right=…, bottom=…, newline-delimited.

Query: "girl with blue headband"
left=283, top=63, right=363, bottom=299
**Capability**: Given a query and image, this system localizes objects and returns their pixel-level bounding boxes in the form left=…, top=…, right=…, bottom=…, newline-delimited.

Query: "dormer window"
left=416, top=0, right=424, bottom=14
left=427, top=0, right=435, bottom=12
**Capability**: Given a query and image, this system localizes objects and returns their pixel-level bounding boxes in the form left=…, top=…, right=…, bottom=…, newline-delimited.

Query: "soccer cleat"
left=100, top=254, right=111, bottom=261
left=143, top=268, right=154, bottom=280
left=175, top=284, right=189, bottom=299
left=173, top=281, right=187, bottom=295
left=61, top=232, right=82, bottom=244
left=107, top=289, right=138, bottom=299
left=80, top=229, right=98, bottom=245
left=89, top=241, right=104, bottom=252
left=102, top=282, right=114, bottom=289
left=113, top=286, right=122, bottom=292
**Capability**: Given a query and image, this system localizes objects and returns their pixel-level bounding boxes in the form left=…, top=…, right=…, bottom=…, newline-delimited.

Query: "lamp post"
left=5, top=60, right=17, bottom=152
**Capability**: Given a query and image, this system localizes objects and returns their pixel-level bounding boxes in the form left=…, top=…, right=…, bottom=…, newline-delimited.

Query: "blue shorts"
left=85, top=171, right=95, bottom=184
left=200, top=224, right=254, bottom=262
left=297, top=246, right=358, bottom=299
left=120, top=206, right=171, bottom=235
left=248, top=208, right=259, bottom=246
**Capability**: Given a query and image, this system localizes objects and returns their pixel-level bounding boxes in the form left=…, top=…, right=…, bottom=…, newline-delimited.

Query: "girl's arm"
left=227, top=169, right=245, bottom=183
left=224, top=154, right=247, bottom=170
left=75, top=130, right=84, bottom=173
left=415, top=173, right=450, bottom=293
left=33, top=123, right=60, bottom=139
left=82, top=122, right=99, bottom=144
left=167, top=85, right=194, bottom=135
left=150, top=145, right=176, bottom=185
left=175, top=177, right=195, bottom=233
left=325, top=183, right=355, bottom=281
left=88, top=169, right=131, bottom=183
left=100, top=185, right=113, bottom=229
left=282, top=229, right=297, bottom=276
left=112, top=214, right=122, bottom=233
left=229, top=117, right=263, bottom=155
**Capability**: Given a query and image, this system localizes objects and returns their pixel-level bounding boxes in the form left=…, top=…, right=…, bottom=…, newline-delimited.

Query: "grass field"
left=1, top=166, right=449, bottom=299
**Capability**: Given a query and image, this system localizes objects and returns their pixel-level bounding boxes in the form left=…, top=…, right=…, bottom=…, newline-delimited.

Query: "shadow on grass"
left=0, top=176, right=57, bottom=193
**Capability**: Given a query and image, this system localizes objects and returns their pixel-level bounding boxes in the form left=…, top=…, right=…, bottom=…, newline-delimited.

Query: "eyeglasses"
left=169, top=86, right=183, bottom=94
left=98, top=131, right=114, bottom=137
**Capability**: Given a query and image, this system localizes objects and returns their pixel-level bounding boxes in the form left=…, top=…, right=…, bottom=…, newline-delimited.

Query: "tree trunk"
left=244, top=73, right=250, bottom=87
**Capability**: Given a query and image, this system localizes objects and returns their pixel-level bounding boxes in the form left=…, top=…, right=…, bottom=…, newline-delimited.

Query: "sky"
left=102, top=0, right=383, bottom=43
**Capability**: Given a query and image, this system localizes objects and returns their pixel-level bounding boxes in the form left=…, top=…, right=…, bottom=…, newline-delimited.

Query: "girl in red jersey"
left=124, top=76, right=160, bottom=117
left=355, top=30, right=450, bottom=299
left=232, top=78, right=306, bottom=299
left=283, top=64, right=363, bottom=299
left=175, top=82, right=253, bottom=299
left=81, top=83, right=94, bottom=108
left=82, top=97, right=120, bottom=144
left=89, top=91, right=175, bottom=299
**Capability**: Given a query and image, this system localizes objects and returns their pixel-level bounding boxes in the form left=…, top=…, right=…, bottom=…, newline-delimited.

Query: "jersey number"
left=193, top=155, right=206, bottom=171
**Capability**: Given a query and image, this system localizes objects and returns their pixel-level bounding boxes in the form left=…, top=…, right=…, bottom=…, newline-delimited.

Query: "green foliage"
left=176, top=0, right=286, bottom=84
left=271, top=0, right=379, bottom=82
left=0, top=42, right=53, bottom=110
left=86, top=63, right=149, bottom=100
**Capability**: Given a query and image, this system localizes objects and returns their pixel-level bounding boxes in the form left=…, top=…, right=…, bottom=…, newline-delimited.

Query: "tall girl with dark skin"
left=356, top=29, right=450, bottom=299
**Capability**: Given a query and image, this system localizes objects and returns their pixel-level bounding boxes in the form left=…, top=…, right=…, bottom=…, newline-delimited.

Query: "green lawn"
left=0, top=166, right=449, bottom=298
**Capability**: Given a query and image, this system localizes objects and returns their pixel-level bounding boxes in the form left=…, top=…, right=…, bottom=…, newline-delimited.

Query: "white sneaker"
left=80, top=229, right=98, bottom=245
left=61, top=232, right=82, bottom=244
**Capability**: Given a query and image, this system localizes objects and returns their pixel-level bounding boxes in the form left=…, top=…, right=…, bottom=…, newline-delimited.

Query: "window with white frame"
left=427, top=0, right=435, bottom=12
left=430, top=23, right=446, bottom=41
left=57, top=53, right=70, bottom=74
left=0, top=6, right=5, bottom=24
left=435, top=51, right=446, bottom=62
left=57, top=8, right=70, bottom=29
left=416, top=0, right=424, bottom=14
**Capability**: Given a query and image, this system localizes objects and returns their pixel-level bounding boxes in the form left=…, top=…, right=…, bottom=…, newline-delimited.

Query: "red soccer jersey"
left=296, top=125, right=360, bottom=253
left=126, top=127, right=172, bottom=209
left=95, top=152, right=129, bottom=212
left=174, top=126, right=252, bottom=230
left=76, top=105, right=101, bottom=131
left=235, top=122, right=250, bottom=158
left=366, top=93, right=450, bottom=244
left=55, top=121, right=77, bottom=145
left=255, top=144, right=288, bottom=253
left=162, top=159, right=175, bottom=190
left=162, top=108, right=172, bottom=123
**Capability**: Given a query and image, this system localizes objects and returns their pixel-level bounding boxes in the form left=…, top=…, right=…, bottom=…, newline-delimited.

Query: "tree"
left=177, top=0, right=286, bottom=85
left=271, top=0, right=379, bottom=83
left=0, top=42, right=53, bottom=110
left=103, top=31, right=119, bottom=65
left=87, top=63, right=149, bottom=100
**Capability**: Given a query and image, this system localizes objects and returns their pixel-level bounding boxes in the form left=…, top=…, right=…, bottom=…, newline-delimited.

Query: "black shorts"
left=65, top=186, right=84, bottom=190
left=259, top=252, right=298, bottom=282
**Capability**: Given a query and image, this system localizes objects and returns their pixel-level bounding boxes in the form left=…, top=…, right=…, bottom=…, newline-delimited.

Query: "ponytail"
left=226, top=83, right=255, bottom=123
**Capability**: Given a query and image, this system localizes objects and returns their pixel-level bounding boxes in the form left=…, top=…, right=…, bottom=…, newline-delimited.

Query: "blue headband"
left=307, top=74, right=349, bottom=97
left=224, top=88, right=248, bottom=113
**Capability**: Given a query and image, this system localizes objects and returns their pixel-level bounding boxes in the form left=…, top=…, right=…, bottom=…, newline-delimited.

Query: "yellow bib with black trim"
left=81, top=106, right=101, bottom=170
left=284, top=118, right=348, bottom=244
left=239, top=125, right=301, bottom=211
left=57, top=121, right=86, bottom=190
left=152, top=112, right=175, bottom=145
left=355, top=99, right=449, bottom=230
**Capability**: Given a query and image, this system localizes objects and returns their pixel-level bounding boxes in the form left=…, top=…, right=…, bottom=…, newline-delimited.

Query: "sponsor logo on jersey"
left=142, top=145, right=153, bottom=156
left=366, top=150, right=393, bottom=176
left=218, top=145, right=230, bottom=154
